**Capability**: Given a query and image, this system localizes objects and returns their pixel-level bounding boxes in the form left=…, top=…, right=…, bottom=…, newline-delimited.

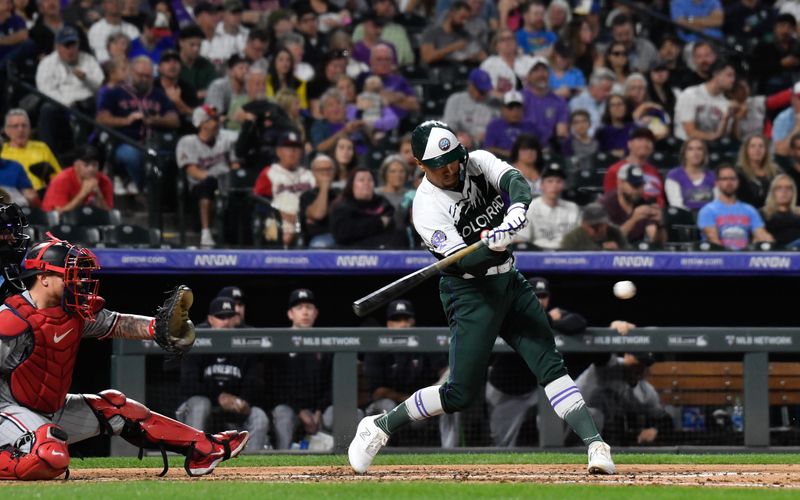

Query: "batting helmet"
left=22, top=233, right=101, bottom=321
left=411, top=120, right=468, bottom=169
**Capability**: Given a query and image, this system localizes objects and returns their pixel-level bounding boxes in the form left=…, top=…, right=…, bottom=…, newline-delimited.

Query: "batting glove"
left=501, top=203, right=528, bottom=235
left=482, top=227, right=515, bottom=252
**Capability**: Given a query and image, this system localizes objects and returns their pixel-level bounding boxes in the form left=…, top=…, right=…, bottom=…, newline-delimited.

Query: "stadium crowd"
left=0, top=0, right=798, bottom=250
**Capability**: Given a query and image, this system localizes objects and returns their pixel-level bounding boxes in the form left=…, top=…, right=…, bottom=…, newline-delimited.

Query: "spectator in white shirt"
left=515, top=163, right=580, bottom=249
left=479, top=28, right=535, bottom=96
left=88, top=0, right=140, bottom=62
left=203, top=0, right=248, bottom=68
left=674, top=59, right=736, bottom=141
left=35, top=26, right=103, bottom=155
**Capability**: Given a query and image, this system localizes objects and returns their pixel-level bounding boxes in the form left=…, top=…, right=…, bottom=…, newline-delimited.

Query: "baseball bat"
left=352, top=240, right=486, bottom=317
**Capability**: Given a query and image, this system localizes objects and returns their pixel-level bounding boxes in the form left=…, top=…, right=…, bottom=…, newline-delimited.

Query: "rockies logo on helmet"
left=411, top=120, right=468, bottom=169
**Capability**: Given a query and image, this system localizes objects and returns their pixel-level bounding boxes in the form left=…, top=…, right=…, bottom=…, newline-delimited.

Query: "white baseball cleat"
left=348, top=415, right=389, bottom=474
left=587, top=441, right=616, bottom=474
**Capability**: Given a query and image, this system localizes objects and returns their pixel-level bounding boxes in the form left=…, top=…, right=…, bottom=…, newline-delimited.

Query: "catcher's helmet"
left=22, top=233, right=101, bottom=321
left=411, top=120, right=468, bottom=169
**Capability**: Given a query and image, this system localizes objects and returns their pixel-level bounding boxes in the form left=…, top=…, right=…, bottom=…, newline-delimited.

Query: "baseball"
left=613, top=280, right=636, bottom=300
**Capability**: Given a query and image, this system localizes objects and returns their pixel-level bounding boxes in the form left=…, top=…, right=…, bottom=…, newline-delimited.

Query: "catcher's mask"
left=0, top=203, right=30, bottom=291
left=22, top=232, right=101, bottom=321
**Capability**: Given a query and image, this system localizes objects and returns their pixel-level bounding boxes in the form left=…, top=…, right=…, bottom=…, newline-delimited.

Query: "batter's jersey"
left=413, top=150, right=514, bottom=258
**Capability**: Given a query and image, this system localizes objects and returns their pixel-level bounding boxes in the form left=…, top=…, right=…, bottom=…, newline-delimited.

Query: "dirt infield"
left=59, top=464, right=800, bottom=488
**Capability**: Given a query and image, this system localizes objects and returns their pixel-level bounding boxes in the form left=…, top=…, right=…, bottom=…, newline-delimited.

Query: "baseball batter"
left=0, top=233, right=248, bottom=480
left=348, top=121, right=615, bottom=474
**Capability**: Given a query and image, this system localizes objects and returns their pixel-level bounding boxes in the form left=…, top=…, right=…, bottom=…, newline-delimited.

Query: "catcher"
left=0, top=233, right=248, bottom=480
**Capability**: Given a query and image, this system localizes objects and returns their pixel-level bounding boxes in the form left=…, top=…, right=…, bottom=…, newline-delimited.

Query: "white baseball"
left=613, top=280, right=636, bottom=300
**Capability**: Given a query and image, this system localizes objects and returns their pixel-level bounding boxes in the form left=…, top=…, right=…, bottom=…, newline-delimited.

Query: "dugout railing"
left=110, top=327, right=799, bottom=456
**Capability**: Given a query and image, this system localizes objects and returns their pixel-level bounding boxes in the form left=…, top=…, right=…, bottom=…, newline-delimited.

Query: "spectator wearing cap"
left=420, top=1, right=485, bottom=66
left=773, top=83, right=800, bottom=157
left=176, top=295, right=269, bottom=453
left=352, top=0, right=414, bottom=67
left=155, top=49, right=200, bottom=132
left=515, top=0, right=555, bottom=55
left=129, top=10, right=176, bottom=64
left=310, top=88, right=368, bottom=156
left=253, top=131, right=314, bottom=248
left=42, top=145, right=112, bottom=212
left=674, top=59, right=736, bottom=142
left=484, top=90, right=537, bottom=160
left=522, top=57, right=569, bottom=149
left=548, top=39, right=585, bottom=100
left=1, top=109, right=61, bottom=196
left=749, top=13, right=800, bottom=95
left=351, top=10, right=395, bottom=66
left=603, top=128, right=666, bottom=207
left=178, top=24, right=218, bottom=101
left=216, top=285, right=248, bottom=327
left=35, top=25, right=104, bottom=156
left=29, top=0, right=89, bottom=58
left=515, top=163, right=579, bottom=250
left=480, top=28, right=536, bottom=94
left=203, top=0, right=249, bottom=67
left=560, top=202, right=630, bottom=251
left=360, top=43, right=419, bottom=121
left=601, top=164, right=665, bottom=245
left=442, top=68, right=497, bottom=144
left=176, top=105, right=239, bottom=247
left=569, top=68, right=615, bottom=138
left=97, top=56, right=179, bottom=194
left=205, top=54, right=249, bottom=116
left=88, top=0, right=140, bottom=62
left=561, top=110, right=598, bottom=171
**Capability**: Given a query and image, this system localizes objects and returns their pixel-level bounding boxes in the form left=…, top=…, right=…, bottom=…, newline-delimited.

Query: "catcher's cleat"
left=348, top=415, right=389, bottom=474
left=185, top=431, right=249, bottom=477
left=587, top=441, right=616, bottom=475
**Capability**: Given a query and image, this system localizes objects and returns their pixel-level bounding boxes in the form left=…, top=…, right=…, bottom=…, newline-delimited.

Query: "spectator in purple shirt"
left=522, top=56, right=568, bottom=150
left=595, top=94, right=635, bottom=159
left=351, top=10, right=396, bottom=66
left=310, top=88, right=369, bottom=156
left=484, top=90, right=537, bottom=160
left=665, top=138, right=715, bottom=212
left=359, top=43, right=419, bottom=121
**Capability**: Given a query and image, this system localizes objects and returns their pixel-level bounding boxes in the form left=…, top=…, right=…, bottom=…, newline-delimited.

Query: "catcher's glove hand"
left=153, top=285, right=196, bottom=358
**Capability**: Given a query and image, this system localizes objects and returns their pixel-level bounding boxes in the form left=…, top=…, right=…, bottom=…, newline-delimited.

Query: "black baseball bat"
left=352, top=240, right=486, bottom=317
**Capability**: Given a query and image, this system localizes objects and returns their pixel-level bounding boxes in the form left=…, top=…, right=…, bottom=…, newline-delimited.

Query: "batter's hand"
left=482, top=227, right=515, bottom=252
left=501, top=203, right=528, bottom=235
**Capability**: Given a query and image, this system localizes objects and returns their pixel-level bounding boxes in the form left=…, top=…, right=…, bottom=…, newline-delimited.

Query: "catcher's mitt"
left=153, top=285, right=196, bottom=358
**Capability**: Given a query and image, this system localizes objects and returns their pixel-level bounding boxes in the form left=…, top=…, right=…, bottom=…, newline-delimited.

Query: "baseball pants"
left=175, top=396, right=269, bottom=452
left=367, top=397, right=458, bottom=448
left=485, top=381, right=538, bottom=447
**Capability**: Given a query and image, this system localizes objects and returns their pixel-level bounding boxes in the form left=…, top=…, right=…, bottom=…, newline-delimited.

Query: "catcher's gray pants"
left=0, top=395, right=122, bottom=453
left=485, top=382, right=538, bottom=447
left=176, top=396, right=269, bottom=452
left=366, top=397, right=459, bottom=448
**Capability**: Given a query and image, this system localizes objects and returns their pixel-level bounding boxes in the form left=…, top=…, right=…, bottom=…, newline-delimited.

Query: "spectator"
left=729, top=79, right=782, bottom=142
left=724, top=0, right=774, bottom=42
left=105, top=31, right=130, bottom=61
left=515, top=0, right=554, bottom=55
left=625, top=74, right=670, bottom=142
left=601, top=164, right=665, bottom=245
left=674, top=59, right=735, bottom=141
left=301, top=0, right=350, bottom=35
left=561, top=109, right=598, bottom=171
left=783, top=133, right=800, bottom=191
left=549, top=40, right=585, bottom=99
left=657, top=34, right=687, bottom=86
left=1, top=109, right=61, bottom=195
left=480, top=28, right=535, bottom=95
left=697, top=163, right=774, bottom=250
left=310, top=88, right=368, bottom=156
left=602, top=41, right=631, bottom=87
left=515, top=163, right=579, bottom=250
left=376, top=154, right=411, bottom=231
left=225, top=67, right=266, bottom=132
left=569, top=68, right=615, bottom=137
left=203, top=0, right=248, bottom=67
left=194, top=2, right=221, bottom=60
left=563, top=16, right=598, bottom=80
left=29, top=0, right=89, bottom=58
left=596, top=94, right=635, bottom=159
left=665, top=138, right=715, bottom=211
left=420, top=0, right=484, bottom=66
left=273, top=88, right=307, bottom=144
left=561, top=202, right=630, bottom=251
left=253, top=131, right=315, bottom=248
left=773, top=83, right=800, bottom=157
left=442, top=68, right=496, bottom=144
left=736, top=134, right=781, bottom=209
left=544, top=0, right=570, bottom=34
left=176, top=105, right=239, bottom=247
left=176, top=296, right=268, bottom=453
left=0, top=0, right=28, bottom=65
left=121, top=0, right=146, bottom=29
left=41, top=145, right=111, bottom=212
left=603, top=128, right=666, bottom=207
left=328, top=28, right=369, bottom=80
left=205, top=53, right=249, bottom=116
left=234, top=99, right=298, bottom=170
left=351, top=10, right=393, bottom=66
left=97, top=57, right=129, bottom=111
left=35, top=26, right=103, bottom=156
left=330, top=167, right=404, bottom=248
left=352, top=0, right=413, bottom=67
left=761, top=174, right=800, bottom=248
left=88, top=0, right=140, bottom=62
left=670, top=0, right=724, bottom=43
left=606, top=14, right=658, bottom=74
left=646, top=59, right=676, bottom=123
left=129, top=10, right=175, bottom=64
left=362, top=43, right=419, bottom=121
left=265, top=45, right=308, bottom=109
left=281, top=32, right=315, bottom=83
left=510, top=134, right=544, bottom=197
left=216, top=285, right=249, bottom=327
left=331, top=135, right=357, bottom=188
left=522, top=57, right=569, bottom=149
left=178, top=24, right=218, bottom=101
left=293, top=4, right=325, bottom=69
left=680, top=40, right=717, bottom=89
left=576, top=353, right=672, bottom=446
left=484, top=90, right=537, bottom=160
left=748, top=13, right=800, bottom=95
left=307, top=49, right=347, bottom=116
left=353, top=75, right=399, bottom=143
left=155, top=48, right=199, bottom=131
left=300, top=154, right=339, bottom=248
left=96, top=56, right=179, bottom=194
left=243, top=28, right=269, bottom=72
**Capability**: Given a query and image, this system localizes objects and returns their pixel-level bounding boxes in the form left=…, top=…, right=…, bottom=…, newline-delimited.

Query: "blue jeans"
left=114, top=143, right=145, bottom=189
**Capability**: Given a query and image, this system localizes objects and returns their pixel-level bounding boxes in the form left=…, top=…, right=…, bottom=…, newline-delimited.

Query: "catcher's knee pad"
left=0, top=424, right=70, bottom=481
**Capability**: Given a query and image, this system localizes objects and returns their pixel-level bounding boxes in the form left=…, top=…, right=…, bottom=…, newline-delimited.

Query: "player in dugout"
left=348, top=121, right=615, bottom=475
left=0, top=230, right=248, bottom=480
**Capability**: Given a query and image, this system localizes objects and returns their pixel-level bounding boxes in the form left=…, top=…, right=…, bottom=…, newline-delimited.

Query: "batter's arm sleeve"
left=499, top=169, right=533, bottom=208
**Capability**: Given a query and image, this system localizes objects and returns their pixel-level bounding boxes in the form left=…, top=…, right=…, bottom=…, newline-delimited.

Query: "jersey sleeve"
left=175, top=137, right=199, bottom=169
left=470, top=150, right=514, bottom=191
left=82, top=308, right=120, bottom=339
left=412, top=187, right=466, bottom=257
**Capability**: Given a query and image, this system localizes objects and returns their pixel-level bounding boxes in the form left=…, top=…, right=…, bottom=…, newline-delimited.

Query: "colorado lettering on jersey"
left=457, top=192, right=505, bottom=239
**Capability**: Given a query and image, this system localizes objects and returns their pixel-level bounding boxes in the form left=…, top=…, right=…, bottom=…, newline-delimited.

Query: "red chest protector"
left=2, top=295, right=84, bottom=414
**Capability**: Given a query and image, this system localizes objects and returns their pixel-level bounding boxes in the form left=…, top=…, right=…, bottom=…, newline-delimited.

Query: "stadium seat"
left=102, top=225, right=162, bottom=248
left=60, top=206, right=121, bottom=227
left=663, top=206, right=698, bottom=249
left=593, top=152, right=617, bottom=170
left=48, top=224, right=102, bottom=246
left=20, top=206, right=58, bottom=227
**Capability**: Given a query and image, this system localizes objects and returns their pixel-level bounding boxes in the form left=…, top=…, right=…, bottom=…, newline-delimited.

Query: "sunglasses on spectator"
left=717, top=176, right=737, bottom=181
left=610, top=51, right=626, bottom=56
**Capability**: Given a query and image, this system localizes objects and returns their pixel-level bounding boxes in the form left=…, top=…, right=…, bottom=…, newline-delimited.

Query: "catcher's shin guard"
left=84, top=390, right=248, bottom=477
left=0, top=424, right=70, bottom=480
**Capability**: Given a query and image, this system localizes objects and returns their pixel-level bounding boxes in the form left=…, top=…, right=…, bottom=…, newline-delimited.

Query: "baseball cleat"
left=348, top=415, right=389, bottom=474
left=587, top=441, right=616, bottom=474
left=185, top=430, right=249, bottom=477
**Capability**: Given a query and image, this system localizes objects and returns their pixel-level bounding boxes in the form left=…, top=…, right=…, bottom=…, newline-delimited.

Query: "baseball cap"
left=223, top=0, right=244, bottom=12
left=208, top=296, right=237, bottom=318
left=217, top=286, right=244, bottom=303
left=541, top=163, right=566, bottom=180
left=75, top=145, right=101, bottom=163
left=468, top=68, right=492, bottom=93
left=194, top=2, right=221, bottom=16
left=628, top=127, right=655, bottom=143
left=530, top=56, right=549, bottom=70
left=503, top=90, right=523, bottom=106
left=633, top=352, right=656, bottom=367
left=777, top=12, right=798, bottom=27
left=56, top=26, right=80, bottom=45
left=289, top=288, right=316, bottom=308
left=192, top=105, right=219, bottom=128
left=386, top=299, right=415, bottom=319
left=179, top=24, right=205, bottom=40
left=362, top=9, right=386, bottom=26
left=582, top=203, right=609, bottom=225
left=528, top=277, right=550, bottom=297
left=618, top=164, right=645, bottom=187
left=278, top=131, right=303, bottom=148
left=227, top=53, right=249, bottom=69
left=159, top=48, right=180, bottom=64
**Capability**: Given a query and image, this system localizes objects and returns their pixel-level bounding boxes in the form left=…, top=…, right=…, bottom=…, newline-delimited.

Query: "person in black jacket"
left=329, top=167, right=407, bottom=248
left=176, top=296, right=269, bottom=452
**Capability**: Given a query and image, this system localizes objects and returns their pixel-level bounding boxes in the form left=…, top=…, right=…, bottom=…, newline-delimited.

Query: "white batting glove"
left=481, top=227, right=515, bottom=252
left=501, top=203, right=528, bottom=235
